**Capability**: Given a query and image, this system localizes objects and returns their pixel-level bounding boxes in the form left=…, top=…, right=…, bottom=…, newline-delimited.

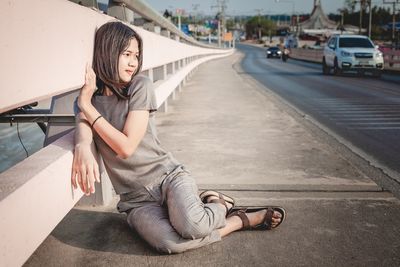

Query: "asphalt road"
left=236, top=43, right=400, bottom=180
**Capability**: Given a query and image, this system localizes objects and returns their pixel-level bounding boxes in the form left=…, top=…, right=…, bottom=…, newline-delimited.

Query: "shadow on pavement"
left=51, top=209, right=156, bottom=256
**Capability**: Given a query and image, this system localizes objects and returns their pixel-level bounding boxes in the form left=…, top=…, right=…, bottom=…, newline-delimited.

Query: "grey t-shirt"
left=90, top=75, right=180, bottom=197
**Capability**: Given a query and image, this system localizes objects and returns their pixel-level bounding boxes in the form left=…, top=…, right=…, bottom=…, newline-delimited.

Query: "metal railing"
left=113, top=0, right=216, bottom=48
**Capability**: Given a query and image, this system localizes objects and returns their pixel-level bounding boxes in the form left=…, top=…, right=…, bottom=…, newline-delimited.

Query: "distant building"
left=298, top=0, right=359, bottom=39
left=298, top=0, right=337, bottom=32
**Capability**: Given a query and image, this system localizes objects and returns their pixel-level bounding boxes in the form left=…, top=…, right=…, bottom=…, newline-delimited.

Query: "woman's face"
left=118, top=38, right=139, bottom=83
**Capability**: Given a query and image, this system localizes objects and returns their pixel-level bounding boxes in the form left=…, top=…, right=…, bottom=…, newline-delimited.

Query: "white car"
left=322, top=34, right=384, bottom=77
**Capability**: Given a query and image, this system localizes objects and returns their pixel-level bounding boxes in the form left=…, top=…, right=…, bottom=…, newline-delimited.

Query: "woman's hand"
left=78, top=63, right=97, bottom=111
left=71, top=143, right=100, bottom=195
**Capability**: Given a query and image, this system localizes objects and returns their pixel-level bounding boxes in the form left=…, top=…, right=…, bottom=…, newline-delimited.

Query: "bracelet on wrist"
left=91, top=115, right=103, bottom=129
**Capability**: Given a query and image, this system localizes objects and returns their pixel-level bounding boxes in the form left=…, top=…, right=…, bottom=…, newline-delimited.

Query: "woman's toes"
left=271, top=211, right=282, bottom=227
left=271, top=217, right=281, bottom=226
left=273, top=211, right=282, bottom=219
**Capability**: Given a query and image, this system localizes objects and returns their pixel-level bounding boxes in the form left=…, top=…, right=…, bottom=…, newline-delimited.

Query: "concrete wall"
left=0, top=0, right=233, bottom=266
left=0, top=0, right=230, bottom=114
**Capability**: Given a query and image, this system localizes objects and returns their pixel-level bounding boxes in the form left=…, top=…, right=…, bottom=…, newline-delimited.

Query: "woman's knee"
left=173, top=218, right=213, bottom=239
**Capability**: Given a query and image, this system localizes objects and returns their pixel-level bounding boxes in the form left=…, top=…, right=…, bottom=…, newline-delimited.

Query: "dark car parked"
left=266, top=46, right=282, bottom=58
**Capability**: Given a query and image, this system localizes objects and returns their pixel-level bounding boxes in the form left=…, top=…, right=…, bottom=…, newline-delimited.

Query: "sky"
left=144, top=0, right=347, bottom=16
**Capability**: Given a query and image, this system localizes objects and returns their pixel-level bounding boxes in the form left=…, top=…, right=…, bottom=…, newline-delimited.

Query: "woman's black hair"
left=93, top=21, right=143, bottom=99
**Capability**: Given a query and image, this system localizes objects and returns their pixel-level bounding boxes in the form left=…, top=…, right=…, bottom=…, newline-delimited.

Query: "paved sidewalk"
left=25, top=51, right=400, bottom=267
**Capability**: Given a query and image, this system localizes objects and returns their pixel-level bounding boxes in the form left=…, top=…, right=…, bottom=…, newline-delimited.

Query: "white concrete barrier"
left=0, top=0, right=231, bottom=114
left=0, top=0, right=233, bottom=266
left=290, top=48, right=323, bottom=63
left=0, top=51, right=234, bottom=267
left=154, top=53, right=233, bottom=108
left=0, top=132, right=82, bottom=267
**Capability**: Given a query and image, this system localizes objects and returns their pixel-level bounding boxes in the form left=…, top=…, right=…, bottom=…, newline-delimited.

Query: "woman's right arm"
left=71, top=112, right=100, bottom=195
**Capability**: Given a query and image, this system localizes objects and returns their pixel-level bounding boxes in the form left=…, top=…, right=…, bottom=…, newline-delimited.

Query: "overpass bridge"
left=1, top=1, right=400, bottom=266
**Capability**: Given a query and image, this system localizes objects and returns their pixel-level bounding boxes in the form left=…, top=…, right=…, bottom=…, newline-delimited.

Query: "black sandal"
left=227, top=207, right=286, bottom=230
left=199, top=190, right=236, bottom=216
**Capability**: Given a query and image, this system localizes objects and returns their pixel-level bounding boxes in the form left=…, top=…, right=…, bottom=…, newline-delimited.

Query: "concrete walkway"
left=25, top=51, right=400, bottom=267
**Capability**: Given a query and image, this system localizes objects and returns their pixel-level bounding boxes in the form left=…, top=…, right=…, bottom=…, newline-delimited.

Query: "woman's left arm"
left=80, top=102, right=149, bottom=159
left=78, top=64, right=149, bottom=159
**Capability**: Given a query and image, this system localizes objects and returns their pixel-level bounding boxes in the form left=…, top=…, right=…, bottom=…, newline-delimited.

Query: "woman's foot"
left=228, top=207, right=285, bottom=230
left=246, top=209, right=282, bottom=228
left=217, top=207, right=285, bottom=237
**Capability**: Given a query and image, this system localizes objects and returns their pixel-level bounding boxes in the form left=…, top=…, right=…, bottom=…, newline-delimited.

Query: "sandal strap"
left=228, top=210, right=250, bottom=230
left=200, top=191, right=234, bottom=216
left=264, top=208, right=274, bottom=230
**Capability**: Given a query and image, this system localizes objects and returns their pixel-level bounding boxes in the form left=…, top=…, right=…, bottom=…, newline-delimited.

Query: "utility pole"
left=359, top=0, right=365, bottom=34
left=255, top=8, right=263, bottom=40
left=352, top=0, right=371, bottom=35
left=192, top=4, right=199, bottom=39
left=176, top=8, right=183, bottom=31
left=391, top=2, right=399, bottom=42
left=338, top=8, right=345, bottom=33
left=393, top=2, right=396, bottom=41
left=275, top=0, right=297, bottom=35
left=383, top=0, right=399, bottom=44
left=368, top=0, right=372, bottom=38
left=211, top=0, right=227, bottom=47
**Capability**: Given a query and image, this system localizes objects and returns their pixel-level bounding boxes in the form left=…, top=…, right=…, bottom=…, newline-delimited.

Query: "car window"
left=339, top=38, right=374, bottom=48
left=328, top=38, right=336, bottom=49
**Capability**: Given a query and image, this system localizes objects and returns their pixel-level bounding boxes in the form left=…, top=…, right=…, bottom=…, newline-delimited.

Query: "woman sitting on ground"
left=71, top=21, right=285, bottom=254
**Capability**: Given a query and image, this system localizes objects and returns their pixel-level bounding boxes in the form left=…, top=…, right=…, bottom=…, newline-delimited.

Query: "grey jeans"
left=125, top=167, right=227, bottom=254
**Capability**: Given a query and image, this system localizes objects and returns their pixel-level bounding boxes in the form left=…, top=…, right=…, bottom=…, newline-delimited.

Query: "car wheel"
left=322, top=58, right=330, bottom=75
left=333, top=58, right=341, bottom=75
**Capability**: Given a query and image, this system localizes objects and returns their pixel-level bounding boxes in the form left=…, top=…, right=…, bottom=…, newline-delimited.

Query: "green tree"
left=338, top=3, right=397, bottom=40
left=245, top=16, right=276, bottom=40
left=226, top=19, right=235, bottom=31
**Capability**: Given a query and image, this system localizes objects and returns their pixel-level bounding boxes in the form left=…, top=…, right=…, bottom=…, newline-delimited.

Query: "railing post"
left=44, top=90, right=79, bottom=146
left=161, top=29, right=170, bottom=38
left=163, top=64, right=167, bottom=79
left=171, top=34, right=180, bottom=42
left=143, top=23, right=161, bottom=34
left=167, top=62, right=174, bottom=75
left=159, top=99, right=168, bottom=113
left=148, top=68, right=154, bottom=82
left=107, top=2, right=134, bottom=24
